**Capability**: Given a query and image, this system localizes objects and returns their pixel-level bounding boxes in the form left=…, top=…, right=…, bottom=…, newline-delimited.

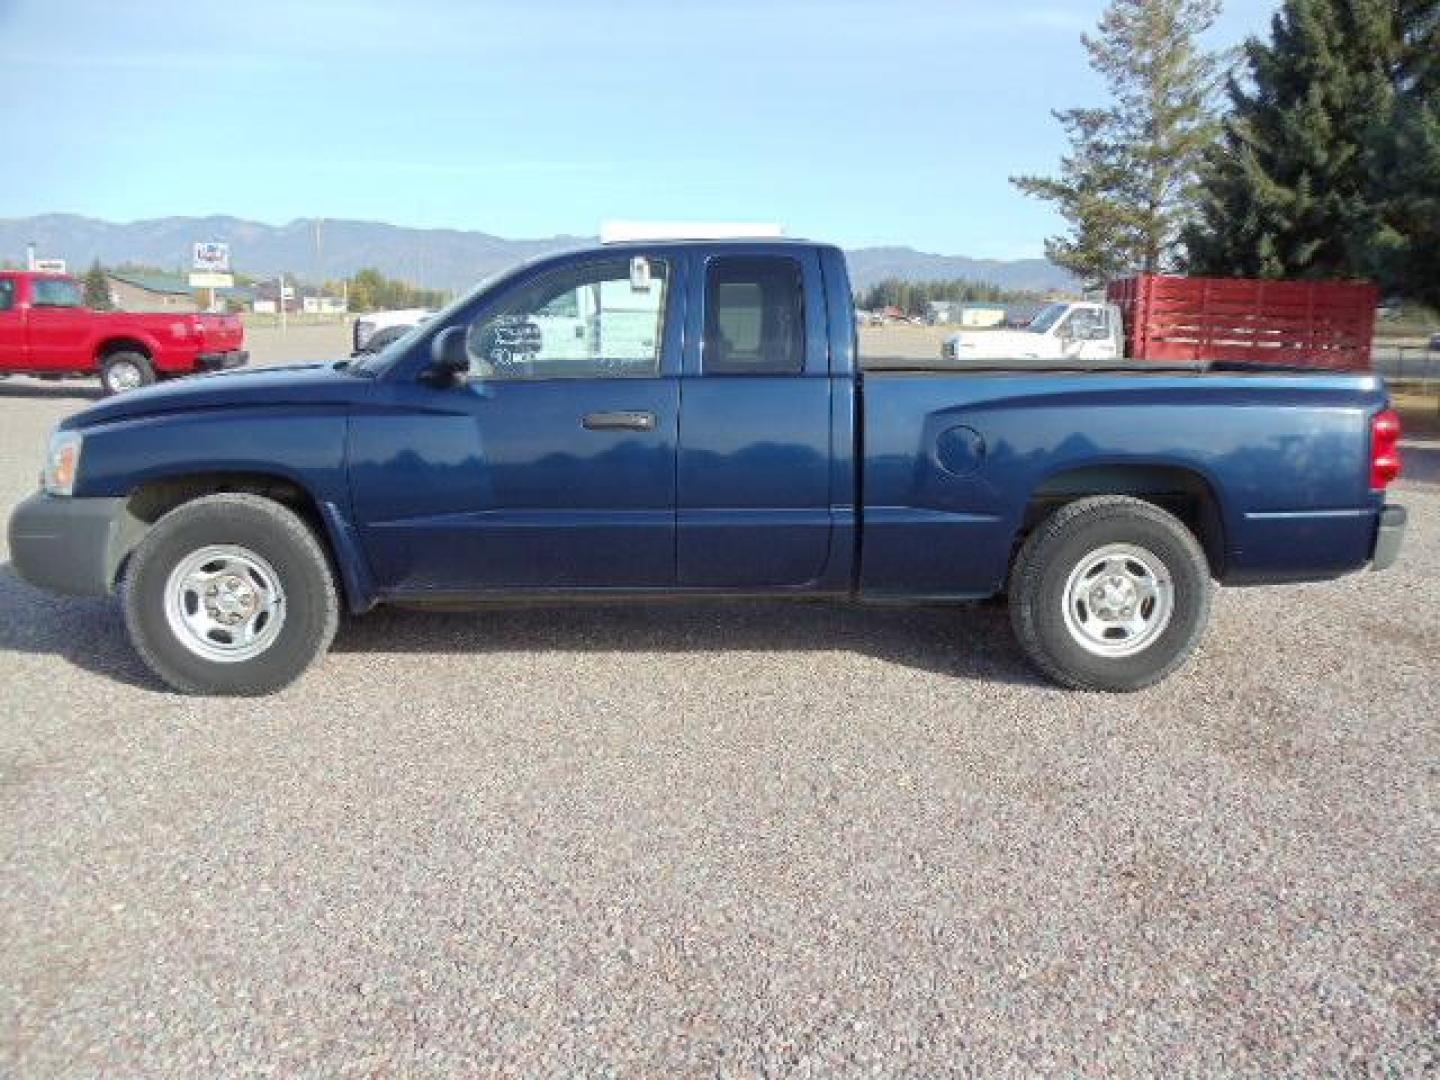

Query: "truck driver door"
left=348, top=253, right=683, bottom=594
left=1058, top=306, right=1120, bottom=361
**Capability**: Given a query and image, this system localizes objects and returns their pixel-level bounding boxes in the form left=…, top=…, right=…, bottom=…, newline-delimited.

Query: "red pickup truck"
left=0, top=270, right=247, bottom=394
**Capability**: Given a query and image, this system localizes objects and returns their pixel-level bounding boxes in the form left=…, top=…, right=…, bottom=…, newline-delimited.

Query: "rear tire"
left=1009, top=496, right=1211, bottom=692
left=100, top=351, right=155, bottom=395
left=123, top=494, right=338, bottom=695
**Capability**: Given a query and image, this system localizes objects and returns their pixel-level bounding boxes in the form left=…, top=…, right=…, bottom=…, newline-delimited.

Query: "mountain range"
left=0, top=214, right=1074, bottom=295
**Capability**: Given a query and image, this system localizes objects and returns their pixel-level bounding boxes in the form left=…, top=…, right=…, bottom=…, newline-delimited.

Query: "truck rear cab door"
left=676, top=246, right=839, bottom=588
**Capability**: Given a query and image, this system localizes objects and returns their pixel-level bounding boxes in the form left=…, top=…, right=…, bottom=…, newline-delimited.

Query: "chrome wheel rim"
left=163, top=545, right=286, bottom=663
left=1061, top=543, right=1173, bottom=658
left=106, top=360, right=143, bottom=392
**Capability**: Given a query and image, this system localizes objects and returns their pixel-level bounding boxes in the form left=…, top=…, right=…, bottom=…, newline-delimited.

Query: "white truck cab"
left=352, top=308, right=437, bottom=354
left=942, top=301, right=1124, bottom=362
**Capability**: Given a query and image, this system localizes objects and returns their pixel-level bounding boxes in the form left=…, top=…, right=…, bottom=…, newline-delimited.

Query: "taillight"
left=1370, top=409, right=1402, bottom=489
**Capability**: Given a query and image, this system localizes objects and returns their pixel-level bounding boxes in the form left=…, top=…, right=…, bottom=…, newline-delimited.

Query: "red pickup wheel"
left=1008, top=496, right=1212, bottom=692
left=100, top=351, right=155, bottom=395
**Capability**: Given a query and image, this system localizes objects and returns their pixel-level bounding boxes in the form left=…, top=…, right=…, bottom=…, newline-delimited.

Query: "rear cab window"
left=703, top=256, right=805, bottom=375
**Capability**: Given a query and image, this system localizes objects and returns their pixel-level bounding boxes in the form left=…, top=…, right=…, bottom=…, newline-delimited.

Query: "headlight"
left=42, top=429, right=84, bottom=496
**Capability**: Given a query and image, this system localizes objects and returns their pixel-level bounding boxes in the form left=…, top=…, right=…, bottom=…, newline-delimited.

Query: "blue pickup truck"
left=8, top=239, right=1407, bottom=696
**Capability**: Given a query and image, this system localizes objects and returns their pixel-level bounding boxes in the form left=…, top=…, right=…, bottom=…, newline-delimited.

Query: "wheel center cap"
left=1090, top=576, right=1136, bottom=618
left=210, top=575, right=256, bottom=618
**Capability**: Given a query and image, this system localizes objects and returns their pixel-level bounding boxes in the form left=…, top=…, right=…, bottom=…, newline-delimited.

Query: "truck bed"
left=860, top=354, right=1339, bottom=375
left=857, top=366, right=1388, bottom=596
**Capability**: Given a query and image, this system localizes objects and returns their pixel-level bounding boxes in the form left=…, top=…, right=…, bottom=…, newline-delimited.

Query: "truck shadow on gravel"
left=327, top=598, right=1042, bottom=686
left=0, top=564, right=158, bottom=689
left=0, top=563, right=1041, bottom=691
left=1398, top=439, right=1440, bottom=485
left=0, top=382, right=105, bottom=402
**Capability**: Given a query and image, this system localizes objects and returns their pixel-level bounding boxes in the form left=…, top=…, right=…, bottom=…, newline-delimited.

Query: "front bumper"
left=7, top=493, right=141, bottom=597
left=197, top=349, right=249, bottom=372
left=1370, top=504, right=1407, bottom=571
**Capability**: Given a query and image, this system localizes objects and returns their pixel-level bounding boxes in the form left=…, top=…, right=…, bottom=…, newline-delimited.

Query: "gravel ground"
left=1, top=338, right=1436, bottom=1074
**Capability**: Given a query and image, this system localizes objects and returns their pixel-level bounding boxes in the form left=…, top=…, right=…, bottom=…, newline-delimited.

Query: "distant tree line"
left=338, top=268, right=449, bottom=312
left=856, top=278, right=1042, bottom=317
left=1014, top=0, right=1438, bottom=309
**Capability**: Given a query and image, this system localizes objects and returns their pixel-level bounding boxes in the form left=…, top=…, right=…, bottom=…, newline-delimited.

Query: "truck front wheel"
left=1009, top=496, right=1211, bottom=692
left=122, top=494, right=339, bottom=695
left=100, top=351, right=155, bottom=395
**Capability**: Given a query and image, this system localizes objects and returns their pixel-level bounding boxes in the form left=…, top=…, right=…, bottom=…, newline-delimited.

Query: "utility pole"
left=278, top=272, right=287, bottom=334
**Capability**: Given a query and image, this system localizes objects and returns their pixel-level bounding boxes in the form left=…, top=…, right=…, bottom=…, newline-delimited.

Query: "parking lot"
left=1, top=325, right=1436, bottom=1073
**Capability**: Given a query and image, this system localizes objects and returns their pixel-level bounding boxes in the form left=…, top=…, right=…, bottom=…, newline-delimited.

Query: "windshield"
left=349, top=248, right=600, bottom=375
left=1026, top=303, right=1069, bottom=334
left=348, top=270, right=510, bottom=375
left=32, top=278, right=85, bottom=309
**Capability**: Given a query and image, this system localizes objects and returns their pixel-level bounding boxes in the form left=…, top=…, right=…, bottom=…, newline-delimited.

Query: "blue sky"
left=0, top=0, right=1280, bottom=258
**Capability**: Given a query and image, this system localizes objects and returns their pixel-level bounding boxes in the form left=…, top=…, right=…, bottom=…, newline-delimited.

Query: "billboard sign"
left=192, top=241, right=231, bottom=273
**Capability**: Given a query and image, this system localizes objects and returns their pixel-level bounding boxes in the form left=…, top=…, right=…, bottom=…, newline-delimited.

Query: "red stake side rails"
left=1107, top=274, right=1379, bottom=371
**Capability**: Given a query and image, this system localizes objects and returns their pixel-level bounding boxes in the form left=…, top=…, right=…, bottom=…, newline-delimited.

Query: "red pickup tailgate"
left=198, top=314, right=244, bottom=353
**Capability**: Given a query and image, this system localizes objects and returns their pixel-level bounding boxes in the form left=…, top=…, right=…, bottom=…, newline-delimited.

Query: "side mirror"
left=428, top=326, right=469, bottom=385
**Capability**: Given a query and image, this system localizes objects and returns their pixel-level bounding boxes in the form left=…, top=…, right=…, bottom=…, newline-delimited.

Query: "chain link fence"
left=1374, top=344, right=1440, bottom=393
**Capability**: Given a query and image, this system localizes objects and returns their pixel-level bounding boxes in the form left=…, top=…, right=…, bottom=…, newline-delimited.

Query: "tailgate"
left=199, top=314, right=244, bottom=352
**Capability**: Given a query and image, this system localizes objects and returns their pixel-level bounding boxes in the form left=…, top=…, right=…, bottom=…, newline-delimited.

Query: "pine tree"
left=82, top=259, right=112, bottom=310
left=1362, top=1, right=1440, bottom=305
left=1184, top=0, right=1421, bottom=281
left=1013, top=0, right=1224, bottom=287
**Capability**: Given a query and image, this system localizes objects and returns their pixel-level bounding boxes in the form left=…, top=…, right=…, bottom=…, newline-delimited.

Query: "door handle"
left=582, top=410, right=656, bottom=432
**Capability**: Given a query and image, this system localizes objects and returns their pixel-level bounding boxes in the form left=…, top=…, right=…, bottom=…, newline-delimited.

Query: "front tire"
left=123, top=494, right=338, bottom=695
left=100, top=351, right=155, bottom=395
left=1009, top=496, right=1211, bottom=692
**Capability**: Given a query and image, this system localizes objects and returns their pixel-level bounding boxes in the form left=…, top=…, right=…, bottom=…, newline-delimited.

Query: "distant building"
left=956, top=303, right=1008, bottom=328
left=926, top=300, right=959, bottom=324
left=928, top=300, right=1008, bottom=327
left=215, top=284, right=257, bottom=311
left=251, top=285, right=345, bottom=316
left=253, top=283, right=297, bottom=315
left=302, top=294, right=347, bottom=315
left=105, top=271, right=196, bottom=313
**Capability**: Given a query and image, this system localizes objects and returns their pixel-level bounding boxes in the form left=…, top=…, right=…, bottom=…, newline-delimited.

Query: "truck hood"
left=61, top=361, right=364, bottom=430
left=944, top=330, right=1052, bottom=359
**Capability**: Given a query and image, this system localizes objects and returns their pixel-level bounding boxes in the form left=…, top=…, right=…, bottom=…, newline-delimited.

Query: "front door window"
left=467, top=257, right=669, bottom=380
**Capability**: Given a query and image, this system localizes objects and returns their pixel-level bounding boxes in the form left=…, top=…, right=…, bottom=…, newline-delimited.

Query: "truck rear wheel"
left=100, top=351, right=155, bottom=395
left=122, top=494, right=338, bottom=695
left=1008, top=496, right=1211, bottom=692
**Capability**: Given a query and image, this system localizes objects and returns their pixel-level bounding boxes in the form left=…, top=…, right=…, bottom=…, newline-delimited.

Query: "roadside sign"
left=188, top=272, right=234, bottom=288
left=192, top=241, right=231, bottom=273
left=33, top=258, right=67, bottom=274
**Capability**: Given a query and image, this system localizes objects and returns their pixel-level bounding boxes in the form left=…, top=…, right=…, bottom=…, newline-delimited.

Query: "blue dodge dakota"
left=8, top=239, right=1408, bottom=695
